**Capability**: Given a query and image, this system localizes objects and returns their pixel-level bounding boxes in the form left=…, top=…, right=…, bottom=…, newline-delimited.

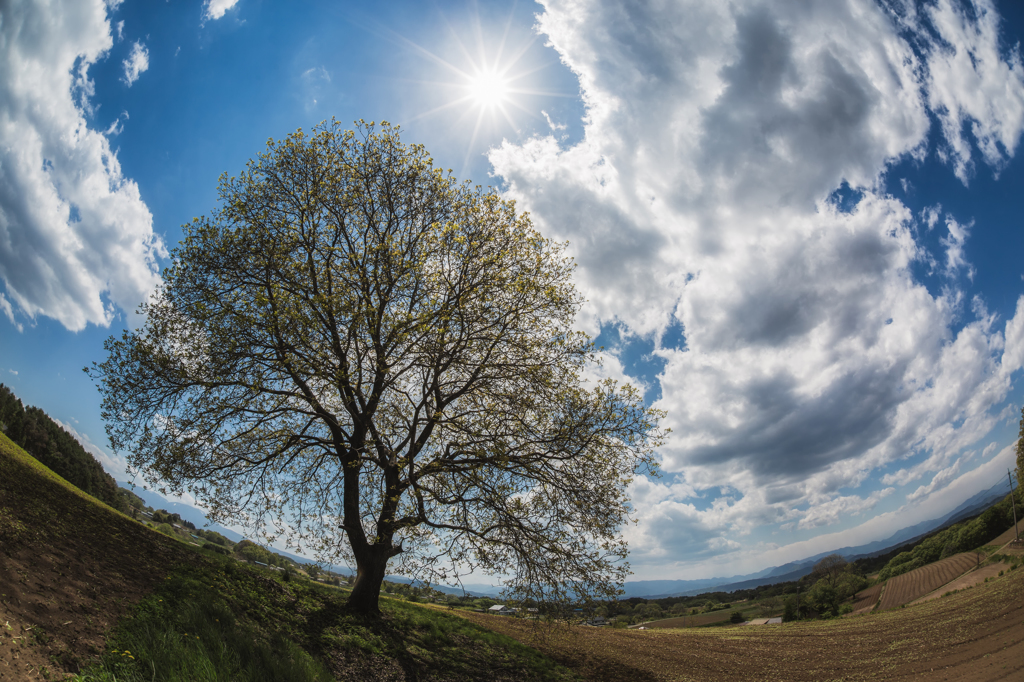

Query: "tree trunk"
left=346, top=546, right=390, bottom=617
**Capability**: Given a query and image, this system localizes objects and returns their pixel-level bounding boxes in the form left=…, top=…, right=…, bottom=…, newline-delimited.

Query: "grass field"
left=0, top=432, right=577, bottom=681
left=877, top=552, right=980, bottom=611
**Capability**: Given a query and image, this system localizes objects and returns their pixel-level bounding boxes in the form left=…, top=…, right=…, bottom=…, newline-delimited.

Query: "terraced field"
left=878, top=552, right=979, bottom=611
left=644, top=610, right=736, bottom=629
left=850, top=583, right=882, bottom=613
left=989, top=525, right=1022, bottom=546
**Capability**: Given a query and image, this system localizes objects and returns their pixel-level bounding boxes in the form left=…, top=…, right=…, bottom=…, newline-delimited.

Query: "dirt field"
left=463, top=567, right=1024, bottom=681
left=909, top=562, right=1009, bottom=606
left=878, top=552, right=979, bottom=611
left=850, top=583, right=882, bottom=613
left=989, top=525, right=1022, bottom=547
left=643, top=610, right=733, bottom=629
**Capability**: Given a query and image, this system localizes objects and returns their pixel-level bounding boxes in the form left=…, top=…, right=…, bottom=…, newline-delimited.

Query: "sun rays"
left=383, top=6, right=570, bottom=178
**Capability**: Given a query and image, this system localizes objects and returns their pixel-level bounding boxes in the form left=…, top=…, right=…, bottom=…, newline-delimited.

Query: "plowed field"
left=462, top=567, right=1024, bottom=681
left=989, top=525, right=1022, bottom=547
left=644, top=611, right=732, bottom=628
left=910, top=562, right=1009, bottom=606
left=850, top=582, right=882, bottom=612
left=878, top=552, right=979, bottom=611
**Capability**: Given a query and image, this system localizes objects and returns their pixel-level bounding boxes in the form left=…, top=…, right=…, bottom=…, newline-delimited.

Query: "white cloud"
left=204, top=0, right=241, bottom=22
left=7, top=369, right=17, bottom=376
left=941, top=215, right=973, bottom=278
left=121, top=40, right=149, bottom=87
left=0, top=0, right=165, bottom=331
left=542, top=110, right=566, bottom=131
left=492, top=0, right=1024, bottom=571
left=0, top=293, right=21, bottom=332
left=922, top=0, right=1024, bottom=183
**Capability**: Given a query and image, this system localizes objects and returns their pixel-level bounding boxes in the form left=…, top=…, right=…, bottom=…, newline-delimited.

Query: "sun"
left=466, top=69, right=510, bottom=109
left=392, top=7, right=569, bottom=176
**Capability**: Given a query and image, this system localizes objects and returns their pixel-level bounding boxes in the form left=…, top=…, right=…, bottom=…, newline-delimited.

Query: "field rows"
left=878, top=552, right=979, bottom=611
left=989, top=525, right=1022, bottom=547
left=645, top=611, right=733, bottom=628
left=462, top=567, right=1024, bottom=682
left=850, top=583, right=882, bottom=612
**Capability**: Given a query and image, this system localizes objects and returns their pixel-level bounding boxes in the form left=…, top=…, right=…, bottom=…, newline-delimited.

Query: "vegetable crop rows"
left=851, top=583, right=882, bottom=612
left=878, top=552, right=979, bottom=610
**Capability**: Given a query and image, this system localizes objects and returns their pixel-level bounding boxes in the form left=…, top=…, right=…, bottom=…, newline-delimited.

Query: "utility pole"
left=1010, top=469, right=1020, bottom=543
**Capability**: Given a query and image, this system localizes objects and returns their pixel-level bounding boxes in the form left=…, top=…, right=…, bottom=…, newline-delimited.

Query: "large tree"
left=93, top=120, right=665, bottom=616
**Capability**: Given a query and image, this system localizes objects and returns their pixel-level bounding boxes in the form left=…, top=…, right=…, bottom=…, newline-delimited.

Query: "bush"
left=729, top=611, right=744, bottom=623
left=782, top=597, right=798, bottom=622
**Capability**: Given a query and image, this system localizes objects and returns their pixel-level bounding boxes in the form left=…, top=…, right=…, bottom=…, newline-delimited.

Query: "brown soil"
left=642, top=611, right=732, bottom=629
left=989, top=525, right=1023, bottom=547
left=878, top=552, right=979, bottom=611
left=909, top=562, right=1009, bottom=606
left=461, top=567, right=1024, bottom=681
left=850, top=582, right=882, bottom=613
left=0, top=434, right=194, bottom=680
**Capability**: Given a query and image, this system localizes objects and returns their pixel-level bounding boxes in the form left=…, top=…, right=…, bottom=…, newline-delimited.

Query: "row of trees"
left=0, top=384, right=128, bottom=513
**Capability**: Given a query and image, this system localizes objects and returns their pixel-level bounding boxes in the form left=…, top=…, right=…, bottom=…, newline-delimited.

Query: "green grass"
left=69, top=557, right=576, bottom=682
left=2, top=430, right=576, bottom=681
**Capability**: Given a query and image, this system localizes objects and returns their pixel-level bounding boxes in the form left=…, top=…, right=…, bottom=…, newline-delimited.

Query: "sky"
left=2, top=0, right=1024, bottom=583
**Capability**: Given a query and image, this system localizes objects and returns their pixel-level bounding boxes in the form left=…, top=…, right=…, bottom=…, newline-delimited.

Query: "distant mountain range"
left=619, top=480, right=1012, bottom=599
left=125, top=478, right=1013, bottom=601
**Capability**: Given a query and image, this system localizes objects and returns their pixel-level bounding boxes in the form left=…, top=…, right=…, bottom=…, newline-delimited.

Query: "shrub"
left=729, top=611, right=744, bottom=624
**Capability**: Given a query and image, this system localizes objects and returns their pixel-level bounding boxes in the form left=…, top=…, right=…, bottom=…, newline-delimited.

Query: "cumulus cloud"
left=204, top=0, right=241, bottom=22
left=0, top=0, right=165, bottom=331
left=121, top=40, right=149, bottom=87
left=491, top=0, right=1024, bottom=572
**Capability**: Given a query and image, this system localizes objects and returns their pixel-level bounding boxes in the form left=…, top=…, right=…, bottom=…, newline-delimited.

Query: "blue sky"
left=3, top=0, right=1024, bottom=582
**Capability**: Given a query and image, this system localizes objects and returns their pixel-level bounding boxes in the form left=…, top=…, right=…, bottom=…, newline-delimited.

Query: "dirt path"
left=462, top=568, right=1024, bottom=681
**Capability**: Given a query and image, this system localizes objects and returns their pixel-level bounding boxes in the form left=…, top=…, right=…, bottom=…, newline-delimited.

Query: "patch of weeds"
left=0, top=506, right=27, bottom=544
left=72, top=561, right=332, bottom=682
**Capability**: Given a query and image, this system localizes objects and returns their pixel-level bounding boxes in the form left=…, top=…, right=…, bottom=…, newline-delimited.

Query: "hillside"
left=0, top=432, right=576, bottom=681
left=0, top=384, right=128, bottom=513
left=0, top=430, right=188, bottom=678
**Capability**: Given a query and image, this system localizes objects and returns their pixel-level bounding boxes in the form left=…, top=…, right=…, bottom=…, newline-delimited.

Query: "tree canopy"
left=92, top=119, right=665, bottom=615
left=811, top=554, right=847, bottom=588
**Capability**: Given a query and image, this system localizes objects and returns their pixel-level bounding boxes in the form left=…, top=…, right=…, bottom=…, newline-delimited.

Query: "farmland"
left=988, top=524, right=1021, bottom=547
left=642, top=609, right=740, bottom=629
left=463, top=566, right=1024, bottom=681
left=849, top=583, right=882, bottom=613
left=877, top=552, right=980, bottom=611
left=910, top=561, right=1010, bottom=606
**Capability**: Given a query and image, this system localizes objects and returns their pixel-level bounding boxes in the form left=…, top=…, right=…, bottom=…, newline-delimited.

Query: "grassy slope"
left=0, top=432, right=576, bottom=681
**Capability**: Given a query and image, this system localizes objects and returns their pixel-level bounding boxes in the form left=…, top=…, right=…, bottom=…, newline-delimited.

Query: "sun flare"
left=467, top=70, right=510, bottom=108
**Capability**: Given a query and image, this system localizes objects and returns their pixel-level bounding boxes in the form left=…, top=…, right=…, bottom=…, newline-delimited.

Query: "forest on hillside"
left=0, top=383, right=129, bottom=513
